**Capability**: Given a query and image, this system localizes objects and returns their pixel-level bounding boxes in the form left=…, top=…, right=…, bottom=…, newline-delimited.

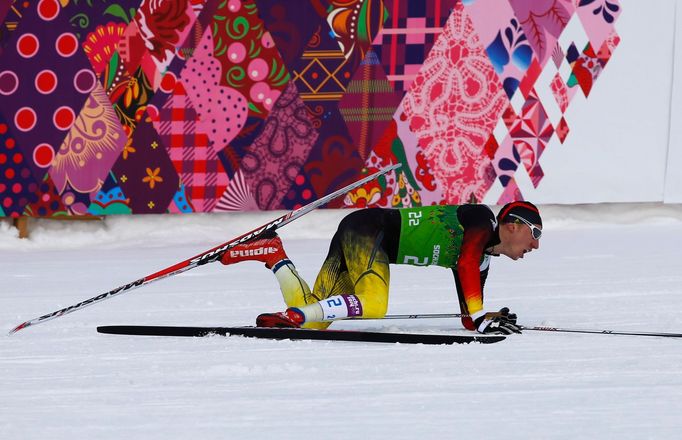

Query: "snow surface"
left=2, top=204, right=682, bottom=440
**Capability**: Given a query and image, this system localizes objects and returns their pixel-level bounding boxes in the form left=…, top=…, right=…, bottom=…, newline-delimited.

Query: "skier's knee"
left=358, top=297, right=388, bottom=319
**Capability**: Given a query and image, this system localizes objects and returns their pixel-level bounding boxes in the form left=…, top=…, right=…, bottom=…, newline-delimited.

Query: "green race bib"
left=396, top=206, right=464, bottom=268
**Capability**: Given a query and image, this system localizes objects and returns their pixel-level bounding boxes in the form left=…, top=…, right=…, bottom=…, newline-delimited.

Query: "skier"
left=220, top=201, right=542, bottom=335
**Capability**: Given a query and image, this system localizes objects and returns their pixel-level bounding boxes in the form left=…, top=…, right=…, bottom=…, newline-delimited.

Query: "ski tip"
left=8, top=322, right=29, bottom=336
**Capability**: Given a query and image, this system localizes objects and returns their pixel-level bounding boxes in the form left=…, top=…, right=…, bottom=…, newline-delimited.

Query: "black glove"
left=474, top=307, right=522, bottom=335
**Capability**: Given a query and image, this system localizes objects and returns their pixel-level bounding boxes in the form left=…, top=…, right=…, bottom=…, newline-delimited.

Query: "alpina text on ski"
left=9, top=164, right=402, bottom=335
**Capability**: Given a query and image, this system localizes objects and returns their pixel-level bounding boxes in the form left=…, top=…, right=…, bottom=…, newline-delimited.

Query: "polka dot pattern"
left=227, top=42, right=246, bottom=64
left=16, top=34, right=39, bottom=58
left=14, top=107, right=37, bottom=132
left=211, top=0, right=289, bottom=117
left=73, top=69, right=96, bottom=93
left=37, top=0, right=60, bottom=21
left=228, top=0, right=242, bottom=12
left=35, top=70, right=58, bottom=94
left=247, top=58, right=268, bottom=81
left=284, top=170, right=317, bottom=210
left=0, top=117, right=40, bottom=217
left=34, top=143, right=55, bottom=168
left=23, top=178, right=66, bottom=217
left=55, top=33, right=78, bottom=57
left=53, top=106, right=75, bottom=131
left=0, top=0, right=97, bottom=181
left=0, top=71, right=19, bottom=95
left=180, top=31, right=248, bottom=153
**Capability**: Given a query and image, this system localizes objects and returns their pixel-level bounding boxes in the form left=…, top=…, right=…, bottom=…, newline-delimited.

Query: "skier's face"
left=500, top=222, right=541, bottom=260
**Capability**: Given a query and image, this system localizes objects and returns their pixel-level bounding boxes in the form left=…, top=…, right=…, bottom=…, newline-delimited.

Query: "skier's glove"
left=474, top=307, right=522, bottom=335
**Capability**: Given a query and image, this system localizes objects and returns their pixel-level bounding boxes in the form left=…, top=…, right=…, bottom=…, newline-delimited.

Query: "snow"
left=2, top=204, right=682, bottom=440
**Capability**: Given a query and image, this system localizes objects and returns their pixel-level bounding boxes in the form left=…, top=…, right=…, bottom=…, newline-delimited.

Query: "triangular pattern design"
left=458, top=0, right=620, bottom=204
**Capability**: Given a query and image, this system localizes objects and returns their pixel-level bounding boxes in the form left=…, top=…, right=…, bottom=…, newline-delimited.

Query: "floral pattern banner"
left=0, top=0, right=621, bottom=218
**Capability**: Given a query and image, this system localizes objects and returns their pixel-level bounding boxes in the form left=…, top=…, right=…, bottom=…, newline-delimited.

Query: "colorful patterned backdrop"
left=0, top=0, right=620, bottom=217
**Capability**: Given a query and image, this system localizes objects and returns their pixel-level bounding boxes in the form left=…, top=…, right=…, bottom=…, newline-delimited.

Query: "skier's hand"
left=475, top=307, right=522, bottom=335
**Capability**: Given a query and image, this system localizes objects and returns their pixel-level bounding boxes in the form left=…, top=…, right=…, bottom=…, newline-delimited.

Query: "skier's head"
left=495, top=201, right=542, bottom=260
left=497, top=201, right=542, bottom=228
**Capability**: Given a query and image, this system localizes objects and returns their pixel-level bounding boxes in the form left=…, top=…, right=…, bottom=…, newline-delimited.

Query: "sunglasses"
left=509, top=213, right=542, bottom=239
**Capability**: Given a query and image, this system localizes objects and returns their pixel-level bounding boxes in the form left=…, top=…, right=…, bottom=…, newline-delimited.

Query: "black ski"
left=97, top=325, right=505, bottom=345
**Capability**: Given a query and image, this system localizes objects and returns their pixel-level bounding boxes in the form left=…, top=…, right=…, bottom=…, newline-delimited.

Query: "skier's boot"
left=256, top=308, right=305, bottom=328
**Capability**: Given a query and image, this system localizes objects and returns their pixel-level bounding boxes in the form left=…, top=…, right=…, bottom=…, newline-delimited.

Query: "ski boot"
left=256, top=308, right=305, bottom=328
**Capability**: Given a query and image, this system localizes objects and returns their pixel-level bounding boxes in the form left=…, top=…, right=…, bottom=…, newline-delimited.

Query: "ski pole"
left=354, top=313, right=463, bottom=320
left=519, top=326, right=682, bottom=338
left=360, top=313, right=682, bottom=338
left=9, top=164, right=402, bottom=335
